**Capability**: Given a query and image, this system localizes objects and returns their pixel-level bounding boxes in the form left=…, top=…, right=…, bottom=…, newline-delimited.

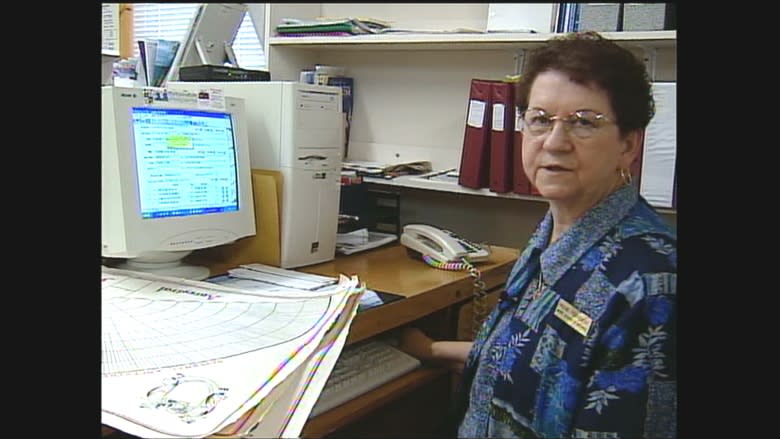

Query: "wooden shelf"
left=301, top=367, right=449, bottom=438
left=270, top=30, right=676, bottom=51
left=364, top=176, right=677, bottom=214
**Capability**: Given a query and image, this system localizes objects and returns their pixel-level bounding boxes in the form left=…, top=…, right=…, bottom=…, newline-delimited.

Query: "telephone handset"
left=400, top=224, right=490, bottom=268
left=400, top=223, right=491, bottom=339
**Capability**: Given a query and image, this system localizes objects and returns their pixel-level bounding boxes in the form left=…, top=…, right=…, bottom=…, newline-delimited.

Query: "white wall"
left=267, top=4, right=676, bottom=169
left=265, top=4, right=677, bottom=246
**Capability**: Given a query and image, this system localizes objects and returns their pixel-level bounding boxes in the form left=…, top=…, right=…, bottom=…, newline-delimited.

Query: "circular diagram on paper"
left=101, top=277, right=331, bottom=376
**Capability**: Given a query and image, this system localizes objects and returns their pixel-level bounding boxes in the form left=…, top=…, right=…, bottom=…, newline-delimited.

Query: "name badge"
left=554, top=299, right=593, bottom=337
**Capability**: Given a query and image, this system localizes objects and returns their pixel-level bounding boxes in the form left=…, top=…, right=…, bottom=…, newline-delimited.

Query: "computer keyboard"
left=309, top=338, right=421, bottom=418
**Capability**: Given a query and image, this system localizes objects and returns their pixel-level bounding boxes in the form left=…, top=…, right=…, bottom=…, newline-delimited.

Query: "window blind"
left=132, top=3, right=266, bottom=70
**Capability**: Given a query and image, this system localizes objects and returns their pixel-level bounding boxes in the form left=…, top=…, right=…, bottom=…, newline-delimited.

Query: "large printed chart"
left=102, top=272, right=331, bottom=376
left=101, top=267, right=360, bottom=438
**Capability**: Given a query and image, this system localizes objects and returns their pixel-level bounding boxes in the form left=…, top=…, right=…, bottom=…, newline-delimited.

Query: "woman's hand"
left=398, top=326, right=435, bottom=360
left=398, top=326, right=472, bottom=372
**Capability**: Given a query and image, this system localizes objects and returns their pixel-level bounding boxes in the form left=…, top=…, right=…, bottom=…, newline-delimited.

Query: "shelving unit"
left=260, top=5, right=676, bottom=436
left=269, top=30, right=676, bottom=51
left=264, top=3, right=677, bottom=244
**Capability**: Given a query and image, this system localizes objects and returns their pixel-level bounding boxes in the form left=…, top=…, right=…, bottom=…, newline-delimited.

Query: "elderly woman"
left=400, top=32, right=676, bottom=438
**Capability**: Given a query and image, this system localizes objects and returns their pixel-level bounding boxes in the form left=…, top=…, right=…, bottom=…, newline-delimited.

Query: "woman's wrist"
left=431, top=341, right=472, bottom=364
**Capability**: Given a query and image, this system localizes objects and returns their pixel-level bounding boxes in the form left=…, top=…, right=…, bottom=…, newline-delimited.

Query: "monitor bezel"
left=102, top=86, right=256, bottom=259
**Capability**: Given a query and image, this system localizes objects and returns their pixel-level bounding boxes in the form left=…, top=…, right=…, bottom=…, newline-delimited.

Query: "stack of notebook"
left=101, top=266, right=365, bottom=438
left=276, top=17, right=391, bottom=37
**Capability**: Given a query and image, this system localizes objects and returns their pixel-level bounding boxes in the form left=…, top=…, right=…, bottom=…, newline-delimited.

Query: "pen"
left=420, top=168, right=457, bottom=179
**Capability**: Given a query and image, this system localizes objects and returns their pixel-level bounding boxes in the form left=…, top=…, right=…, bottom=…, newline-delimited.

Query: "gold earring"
left=619, top=168, right=633, bottom=186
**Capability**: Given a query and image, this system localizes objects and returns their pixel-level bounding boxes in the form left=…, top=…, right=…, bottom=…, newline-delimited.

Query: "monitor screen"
left=102, top=86, right=256, bottom=279
left=131, top=107, right=240, bottom=219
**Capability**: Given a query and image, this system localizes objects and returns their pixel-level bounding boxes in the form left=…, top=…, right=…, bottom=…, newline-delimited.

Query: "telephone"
left=401, top=223, right=491, bottom=338
left=400, top=224, right=490, bottom=268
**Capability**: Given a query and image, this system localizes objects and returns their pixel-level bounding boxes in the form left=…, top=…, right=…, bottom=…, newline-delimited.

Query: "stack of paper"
left=101, top=266, right=364, bottom=438
left=336, top=228, right=398, bottom=255
left=211, top=263, right=386, bottom=313
left=342, top=160, right=432, bottom=178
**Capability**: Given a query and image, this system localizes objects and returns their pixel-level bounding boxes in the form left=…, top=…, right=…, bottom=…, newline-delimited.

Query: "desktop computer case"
left=169, top=81, right=344, bottom=268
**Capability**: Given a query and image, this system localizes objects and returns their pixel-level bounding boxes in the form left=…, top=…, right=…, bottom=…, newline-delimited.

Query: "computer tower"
left=168, top=81, right=344, bottom=268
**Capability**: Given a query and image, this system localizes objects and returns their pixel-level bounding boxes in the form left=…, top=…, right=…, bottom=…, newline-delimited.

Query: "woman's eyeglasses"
left=520, top=108, right=614, bottom=139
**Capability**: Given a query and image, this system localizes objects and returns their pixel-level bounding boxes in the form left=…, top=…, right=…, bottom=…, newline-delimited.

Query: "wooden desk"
left=297, top=243, right=519, bottom=438
left=102, top=244, right=518, bottom=439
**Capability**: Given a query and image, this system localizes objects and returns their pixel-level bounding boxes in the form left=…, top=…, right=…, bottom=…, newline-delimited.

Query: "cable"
left=461, top=258, right=488, bottom=340
left=421, top=254, right=467, bottom=271
left=422, top=255, right=488, bottom=339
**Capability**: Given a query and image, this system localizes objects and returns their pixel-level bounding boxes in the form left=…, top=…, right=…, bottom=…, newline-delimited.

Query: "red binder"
left=629, top=132, right=645, bottom=190
left=489, top=82, right=514, bottom=193
left=458, top=79, right=494, bottom=189
left=512, top=105, right=532, bottom=195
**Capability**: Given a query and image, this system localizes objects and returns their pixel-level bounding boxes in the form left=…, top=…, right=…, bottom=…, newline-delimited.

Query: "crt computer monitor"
left=101, top=86, right=256, bottom=280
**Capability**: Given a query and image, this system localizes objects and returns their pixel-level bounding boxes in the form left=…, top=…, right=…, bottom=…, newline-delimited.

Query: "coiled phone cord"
left=422, top=254, right=467, bottom=271
left=422, top=254, right=488, bottom=339
left=462, top=257, right=489, bottom=339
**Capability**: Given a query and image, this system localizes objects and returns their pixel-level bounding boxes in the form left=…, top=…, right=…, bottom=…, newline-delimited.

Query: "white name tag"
left=554, top=298, right=593, bottom=337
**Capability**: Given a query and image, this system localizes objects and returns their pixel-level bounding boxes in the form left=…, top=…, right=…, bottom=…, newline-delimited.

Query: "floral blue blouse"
left=455, top=185, right=677, bottom=438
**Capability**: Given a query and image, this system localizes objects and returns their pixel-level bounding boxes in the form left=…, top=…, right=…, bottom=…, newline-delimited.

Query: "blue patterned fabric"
left=455, top=185, right=677, bottom=438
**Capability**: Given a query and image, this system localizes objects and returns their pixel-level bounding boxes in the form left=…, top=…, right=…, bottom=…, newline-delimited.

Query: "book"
left=278, top=31, right=352, bottom=37
left=137, top=40, right=150, bottom=86
left=458, top=79, right=494, bottom=189
left=489, top=81, right=514, bottom=193
left=276, top=16, right=484, bottom=36
left=326, top=76, right=354, bottom=158
left=150, top=39, right=180, bottom=87
left=277, top=17, right=391, bottom=35
left=137, top=38, right=180, bottom=87
left=512, top=105, right=532, bottom=195
left=630, top=131, right=644, bottom=191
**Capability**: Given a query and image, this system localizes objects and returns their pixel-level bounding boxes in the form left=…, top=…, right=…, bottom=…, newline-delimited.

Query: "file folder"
left=186, top=169, right=283, bottom=276
left=512, top=105, right=532, bottom=195
left=639, top=82, right=677, bottom=208
left=489, top=81, right=514, bottom=193
left=458, top=79, right=494, bottom=189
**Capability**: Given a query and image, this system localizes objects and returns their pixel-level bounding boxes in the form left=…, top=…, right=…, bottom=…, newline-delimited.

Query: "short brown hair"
left=515, top=32, right=655, bottom=135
